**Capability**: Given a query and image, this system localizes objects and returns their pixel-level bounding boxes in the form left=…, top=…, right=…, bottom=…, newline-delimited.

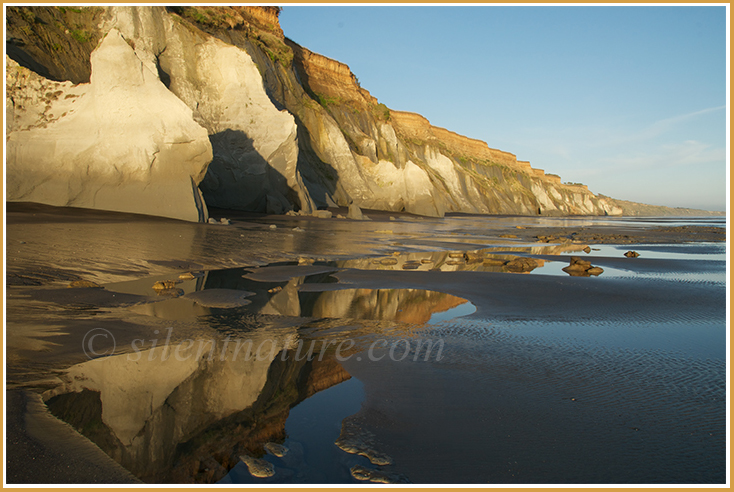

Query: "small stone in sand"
left=68, top=280, right=102, bottom=289
left=463, top=251, right=483, bottom=263
left=336, top=419, right=393, bottom=466
left=624, top=251, right=640, bottom=258
left=269, top=224, right=277, bottom=229
left=402, top=262, right=421, bottom=270
left=350, top=465, right=410, bottom=484
left=152, top=280, right=181, bottom=291
left=268, top=286, right=282, bottom=294
left=264, top=442, right=288, bottom=458
left=420, top=258, right=433, bottom=264
left=448, top=252, right=464, bottom=258
left=583, top=246, right=591, bottom=254
left=207, top=218, right=218, bottom=224
left=298, top=257, right=315, bottom=265
left=380, top=258, right=398, bottom=265
left=178, top=272, right=203, bottom=280
left=292, top=227, right=304, bottom=232
left=158, top=287, right=185, bottom=297
left=483, top=258, right=506, bottom=266
left=239, top=455, right=274, bottom=478
left=220, top=218, right=230, bottom=225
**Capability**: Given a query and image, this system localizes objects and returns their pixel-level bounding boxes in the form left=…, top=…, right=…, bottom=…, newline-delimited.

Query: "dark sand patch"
left=28, top=287, right=153, bottom=308
left=5, top=390, right=141, bottom=484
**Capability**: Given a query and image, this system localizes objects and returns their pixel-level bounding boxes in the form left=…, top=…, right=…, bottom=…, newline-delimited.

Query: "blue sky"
left=280, top=6, right=728, bottom=211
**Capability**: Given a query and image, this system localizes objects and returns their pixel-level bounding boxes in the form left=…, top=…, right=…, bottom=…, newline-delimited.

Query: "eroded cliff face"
left=5, top=28, right=212, bottom=222
left=5, top=6, right=623, bottom=219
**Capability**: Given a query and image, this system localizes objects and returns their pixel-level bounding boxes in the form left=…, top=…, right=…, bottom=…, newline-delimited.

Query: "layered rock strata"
left=6, top=6, right=625, bottom=220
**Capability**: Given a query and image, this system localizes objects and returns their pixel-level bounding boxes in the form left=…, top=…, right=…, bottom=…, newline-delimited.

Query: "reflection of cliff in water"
left=301, top=288, right=467, bottom=324
left=114, top=265, right=471, bottom=325
left=206, top=265, right=469, bottom=323
left=43, top=339, right=351, bottom=483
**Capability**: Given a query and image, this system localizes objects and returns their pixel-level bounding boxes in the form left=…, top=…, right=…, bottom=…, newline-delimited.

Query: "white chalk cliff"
left=5, top=6, right=625, bottom=220
left=6, top=29, right=212, bottom=222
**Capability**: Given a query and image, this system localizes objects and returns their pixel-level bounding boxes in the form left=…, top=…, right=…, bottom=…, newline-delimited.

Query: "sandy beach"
left=4, top=202, right=726, bottom=484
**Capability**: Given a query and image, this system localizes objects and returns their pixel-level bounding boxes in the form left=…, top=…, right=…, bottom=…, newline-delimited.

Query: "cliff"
left=599, top=196, right=725, bottom=217
left=6, top=6, right=625, bottom=220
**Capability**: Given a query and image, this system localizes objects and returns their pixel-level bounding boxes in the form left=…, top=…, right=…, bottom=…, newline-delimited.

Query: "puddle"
left=104, top=264, right=475, bottom=325
left=335, top=242, right=726, bottom=281
left=99, top=241, right=725, bottom=329
left=44, top=335, right=363, bottom=484
left=221, top=377, right=368, bottom=484
left=428, top=301, right=477, bottom=324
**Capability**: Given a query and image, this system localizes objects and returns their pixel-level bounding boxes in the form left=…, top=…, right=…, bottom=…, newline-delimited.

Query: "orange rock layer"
left=288, top=40, right=377, bottom=106
left=390, top=110, right=564, bottom=182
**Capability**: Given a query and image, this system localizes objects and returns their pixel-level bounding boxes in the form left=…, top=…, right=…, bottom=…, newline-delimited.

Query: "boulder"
left=312, top=210, right=333, bottom=219
left=347, top=202, right=366, bottom=220
left=565, top=256, right=592, bottom=270
left=562, top=256, right=603, bottom=277
left=504, top=257, right=539, bottom=273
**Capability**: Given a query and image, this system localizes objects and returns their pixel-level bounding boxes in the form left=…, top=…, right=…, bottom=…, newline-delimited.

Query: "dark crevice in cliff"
left=202, top=130, right=295, bottom=213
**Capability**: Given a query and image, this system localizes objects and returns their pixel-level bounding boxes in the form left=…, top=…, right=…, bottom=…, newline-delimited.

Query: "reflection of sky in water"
left=220, top=377, right=366, bottom=484
left=529, top=242, right=725, bottom=283
left=427, top=301, right=477, bottom=324
left=567, top=242, right=725, bottom=260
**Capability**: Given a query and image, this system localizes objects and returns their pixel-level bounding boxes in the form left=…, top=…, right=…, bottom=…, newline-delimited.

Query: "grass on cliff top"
left=171, top=6, right=293, bottom=68
left=371, top=102, right=390, bottom=121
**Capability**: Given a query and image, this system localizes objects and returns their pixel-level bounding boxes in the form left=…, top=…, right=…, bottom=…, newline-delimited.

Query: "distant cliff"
left=599, top=196, right=724, bottom=217
left=6, top=6, right=633, bottom=221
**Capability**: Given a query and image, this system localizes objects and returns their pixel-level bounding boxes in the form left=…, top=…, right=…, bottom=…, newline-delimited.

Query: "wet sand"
left=4, top=202, right=727, bottom=484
